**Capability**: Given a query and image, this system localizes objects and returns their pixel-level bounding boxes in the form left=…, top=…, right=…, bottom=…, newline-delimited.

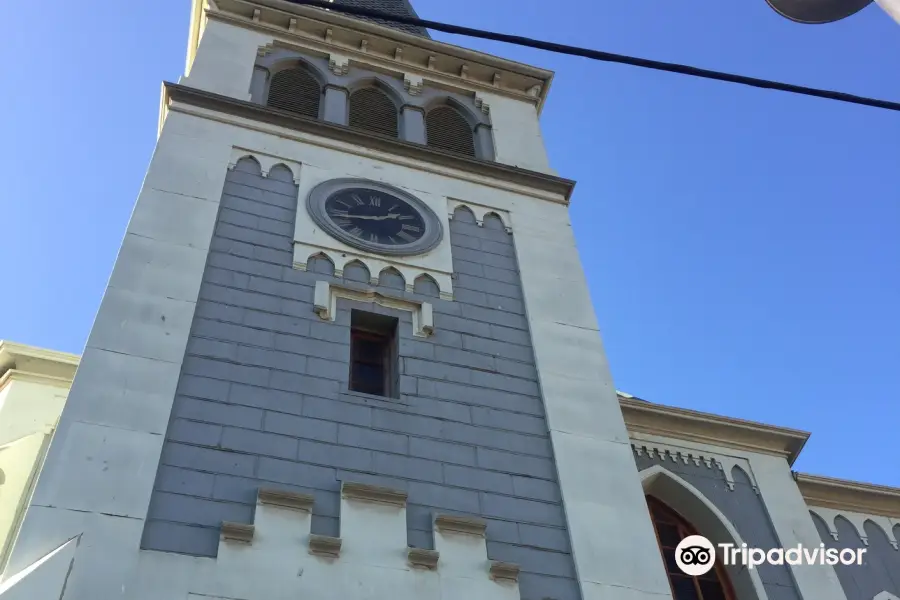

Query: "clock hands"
left=343, top=213, right=401, bottom=221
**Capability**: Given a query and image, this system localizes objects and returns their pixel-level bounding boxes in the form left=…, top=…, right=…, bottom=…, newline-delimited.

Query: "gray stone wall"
left=634, top=450, right=803, bottom=600
left=811, top=513, right=900, bottom=600
left=140, top=157, right=579, bottom=600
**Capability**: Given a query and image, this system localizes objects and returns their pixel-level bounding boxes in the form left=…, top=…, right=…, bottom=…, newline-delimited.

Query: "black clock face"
left=324, top=187, right=427, bottom=247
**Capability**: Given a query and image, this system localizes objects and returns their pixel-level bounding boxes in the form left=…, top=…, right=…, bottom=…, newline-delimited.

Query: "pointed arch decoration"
left=641, top=465, right=769, bottom=600
left=227, top=148, right=301, bottom=183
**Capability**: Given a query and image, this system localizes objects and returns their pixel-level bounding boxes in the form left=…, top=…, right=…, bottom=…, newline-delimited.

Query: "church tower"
left=0, top=1, right=672, bottom=599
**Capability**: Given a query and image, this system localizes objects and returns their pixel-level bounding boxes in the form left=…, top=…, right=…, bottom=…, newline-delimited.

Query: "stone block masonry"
left=140, top=157, right=580, bottom=600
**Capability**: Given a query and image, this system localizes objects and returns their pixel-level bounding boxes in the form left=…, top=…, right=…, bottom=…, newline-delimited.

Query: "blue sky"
left=1, top=1, right=897, bottom=487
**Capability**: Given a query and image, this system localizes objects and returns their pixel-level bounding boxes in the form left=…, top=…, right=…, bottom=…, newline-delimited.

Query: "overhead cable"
left=285, top=0, right=900, bottom=113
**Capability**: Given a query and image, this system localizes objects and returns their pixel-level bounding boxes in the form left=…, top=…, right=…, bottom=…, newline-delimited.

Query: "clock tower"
left=0, top=2, right=671, bottom=600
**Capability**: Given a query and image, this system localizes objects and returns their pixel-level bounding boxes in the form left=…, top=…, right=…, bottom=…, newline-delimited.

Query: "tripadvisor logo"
left=674, top=535, right=867, bottom=576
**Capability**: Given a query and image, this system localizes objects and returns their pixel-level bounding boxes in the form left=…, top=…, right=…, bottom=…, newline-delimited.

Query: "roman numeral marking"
left=349, top=226, right=363, bottom=236
left=367, top=233, right=378, bottom=243
left=329, top=209, right=349, bottom=217
left=388, top=236, right=399, bottom=244
left=401, top=224, right=421, bottom=233
left=397, top=230, right=416, bottom=242
left=337, top=201, right=351, bottom=209
left=334, top=218, right=352, bottom=227
left=369, top=196, right=381, bottom=207
left=351, top=194, right=365, bottom=206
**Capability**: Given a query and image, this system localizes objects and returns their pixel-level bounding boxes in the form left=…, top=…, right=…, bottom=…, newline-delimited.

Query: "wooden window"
left=647, top=496, right=736, bottom=600
left=349, top=311, right=398, bottom=397
left=348, top=87, right=399, bottom=138
left=267, top=65, right=321, bottom=118
left=425, top=105, right=476, bottom=157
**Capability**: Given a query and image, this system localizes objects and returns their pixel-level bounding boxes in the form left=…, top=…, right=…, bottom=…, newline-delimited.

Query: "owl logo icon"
left=675, top=535, right=716, bottom=576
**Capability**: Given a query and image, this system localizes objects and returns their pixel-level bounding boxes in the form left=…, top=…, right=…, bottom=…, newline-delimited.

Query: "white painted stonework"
left=3, top=484, right=519, bottom=600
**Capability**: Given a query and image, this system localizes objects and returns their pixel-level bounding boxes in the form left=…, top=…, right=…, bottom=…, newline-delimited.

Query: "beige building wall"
left=0, top=342, right=78, bottom=574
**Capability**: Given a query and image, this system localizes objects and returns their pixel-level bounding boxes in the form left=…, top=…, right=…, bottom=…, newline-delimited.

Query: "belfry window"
left=647, top=496, right=736, bottom=600
left=266, top=65, right=321, bottom=118
left=348, top=87, right=399, bottom=138
left=349, top=310, right=399, bottom=398
left=425, top=105, right=476, bottom=157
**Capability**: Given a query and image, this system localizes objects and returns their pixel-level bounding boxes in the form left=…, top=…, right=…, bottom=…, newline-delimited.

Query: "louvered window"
left=425, top=105, right=476, bottom=157
left=348, top=87, right=399, bottom=138
left=266, top=66, right=321, bottom=118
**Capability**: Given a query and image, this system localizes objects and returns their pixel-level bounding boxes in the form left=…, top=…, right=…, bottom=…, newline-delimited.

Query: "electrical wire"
left=286, top=0, right=900, bottom=113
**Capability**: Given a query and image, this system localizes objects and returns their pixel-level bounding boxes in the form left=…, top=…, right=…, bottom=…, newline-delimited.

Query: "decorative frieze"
left=808, top=506, right=899, bottom=550
left=632, top=441, right=759, bottom=493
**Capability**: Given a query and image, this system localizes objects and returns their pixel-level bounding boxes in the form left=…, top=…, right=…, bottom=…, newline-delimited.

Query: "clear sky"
left=1, top=1, right=897, bottom=487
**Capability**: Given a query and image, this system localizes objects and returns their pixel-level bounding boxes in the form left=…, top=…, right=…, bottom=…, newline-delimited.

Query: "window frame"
left=646, top=495, right=737, bottom=600
left=348, top=312, right=399, bottom=398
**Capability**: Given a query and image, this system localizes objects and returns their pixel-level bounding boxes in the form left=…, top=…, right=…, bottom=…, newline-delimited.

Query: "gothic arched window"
left=647, top=496, right=736, bottom=600
left=266, top=65, right=322, bottom=118
left=425, top=104, right=476, bottom=157
left=348, top=87, right=399, bottom=138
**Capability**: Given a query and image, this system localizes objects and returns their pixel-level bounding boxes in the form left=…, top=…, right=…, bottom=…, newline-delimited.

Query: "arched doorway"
left=647, top=495, right=737, bottom=600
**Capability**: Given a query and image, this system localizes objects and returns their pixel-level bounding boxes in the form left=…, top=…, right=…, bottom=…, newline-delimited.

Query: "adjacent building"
left=0, top=1, right=896, bottom=599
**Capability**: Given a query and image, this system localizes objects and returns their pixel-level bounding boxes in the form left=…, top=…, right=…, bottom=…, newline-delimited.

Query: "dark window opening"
left=349, top=310, right=399, bottom=398
left=646, top=496, right=736, bottom=600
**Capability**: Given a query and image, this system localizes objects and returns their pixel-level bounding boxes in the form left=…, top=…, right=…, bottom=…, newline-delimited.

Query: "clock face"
left=324, top=188, right=427, bottom=247
left=307, top=179, right=443, bottom=256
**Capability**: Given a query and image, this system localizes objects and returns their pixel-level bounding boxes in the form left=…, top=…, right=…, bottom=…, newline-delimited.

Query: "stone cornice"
left=196, top=0, right=554, bottom=113
left=163, top=82, right=575, bottom=203
left=795, top=473, right=900, bottom=519
left=0, top=341, right=80, bottom=382
left=619, top=397, right=810, bottom=465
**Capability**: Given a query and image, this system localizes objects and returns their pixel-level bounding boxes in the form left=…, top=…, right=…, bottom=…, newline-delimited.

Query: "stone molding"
left=433, top=514, right=487, bottom=537
left=257, top=488, right=315, bottom=512
left=220, top=521, right=254, bottom=544
left=620, top=397, right=809, bottom=465
left=308, top=534, right=342, bottom=557
left=489, top=561, right=520, bottom=582
left=0, top=341, right=80, bottom=382
left=313, top=280, right=435, bottom=337
left=340, top=481, right=408, bottom=506
left=796, top=473, right=900, bottom=520
left=407, top=548, right=439, bottom=570
left=196, top=0, right=554, bottom=113
left=163, top=83, right=574, bottom=204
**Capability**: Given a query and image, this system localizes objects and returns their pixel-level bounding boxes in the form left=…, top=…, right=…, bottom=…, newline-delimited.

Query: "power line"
left=286, top=0, right=900, bottom=113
